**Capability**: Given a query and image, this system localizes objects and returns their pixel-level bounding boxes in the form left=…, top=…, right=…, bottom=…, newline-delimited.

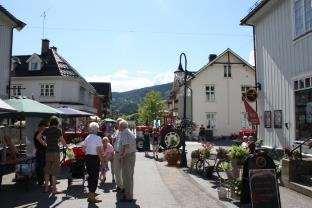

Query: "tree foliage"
left=138, top=91, right=165, bottom=125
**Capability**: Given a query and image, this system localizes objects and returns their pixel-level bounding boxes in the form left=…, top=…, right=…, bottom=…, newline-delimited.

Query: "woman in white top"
left=82, top=122, right=103, bottom=204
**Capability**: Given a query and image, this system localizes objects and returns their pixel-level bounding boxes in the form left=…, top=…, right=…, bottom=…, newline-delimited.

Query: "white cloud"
left=86, top=69, right=173, bottom=92
left=249, top=50, right=255, bottom=66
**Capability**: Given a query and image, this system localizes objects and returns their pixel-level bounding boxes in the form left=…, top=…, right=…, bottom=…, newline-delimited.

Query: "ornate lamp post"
left=174, top=53, right=192, bottom=168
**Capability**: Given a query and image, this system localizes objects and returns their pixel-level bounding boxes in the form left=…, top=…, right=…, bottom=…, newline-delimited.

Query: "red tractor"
left=135, top=113, right=184, bottom=151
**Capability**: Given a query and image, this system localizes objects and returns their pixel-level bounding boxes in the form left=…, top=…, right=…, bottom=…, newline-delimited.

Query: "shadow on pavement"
left=115, top=192, right=140, bottom=208
left=0, top=184, right=58, bottom=207
left=98, top=182, right=115, bottom=193
left=64, top=184, right=88, bottom=199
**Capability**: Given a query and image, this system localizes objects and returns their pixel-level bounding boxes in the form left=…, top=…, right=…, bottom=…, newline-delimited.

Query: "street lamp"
left=174, top=53, right=192, bottom=168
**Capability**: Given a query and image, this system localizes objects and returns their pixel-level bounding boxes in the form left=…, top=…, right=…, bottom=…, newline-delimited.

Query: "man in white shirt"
left=119, top=120, right=137, bottom=202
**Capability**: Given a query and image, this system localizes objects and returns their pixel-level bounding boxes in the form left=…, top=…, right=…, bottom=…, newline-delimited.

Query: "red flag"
left=243, top=98, right=260, bottom=125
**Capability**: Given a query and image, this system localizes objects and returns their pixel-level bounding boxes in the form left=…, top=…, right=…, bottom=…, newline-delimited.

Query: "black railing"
left=291, top=137, right=312, bottom=160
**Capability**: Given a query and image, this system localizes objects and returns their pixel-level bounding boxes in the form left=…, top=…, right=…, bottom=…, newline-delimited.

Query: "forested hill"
left=111, top=83, right=172, bottom=115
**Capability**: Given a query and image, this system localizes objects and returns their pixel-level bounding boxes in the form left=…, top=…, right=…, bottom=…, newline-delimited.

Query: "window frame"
left=40, top=83, right=55, bottom=97
left=206, top=112, right=217, bottom=130
left=293, top=0, right=312, bottom=39
left=224, top=65, right=232, bottom=78
left=205, top=84, right=216, bottom=102
left=11, top=85, right=22, bottom=96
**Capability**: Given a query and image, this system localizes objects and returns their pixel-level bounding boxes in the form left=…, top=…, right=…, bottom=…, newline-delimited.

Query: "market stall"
left=0, top=98, right=60, bottom=190
left=57, top=106, right=93, bottom=144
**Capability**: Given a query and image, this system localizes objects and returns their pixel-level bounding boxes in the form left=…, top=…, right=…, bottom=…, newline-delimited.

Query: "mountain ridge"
left=111, top=82, right=172, bottom=115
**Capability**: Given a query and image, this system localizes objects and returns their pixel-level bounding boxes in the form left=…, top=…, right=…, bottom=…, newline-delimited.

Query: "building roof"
left=12, top=45, right=96, bottom=93
left=13, top=49, right=83, bottom=78
left=0, top=5, right=26, bottom=30
left=89, top=82, right=112, bottom=97
left=240, top=0, right=271, bottom=26
left=192, top=48, right=255, bottom=79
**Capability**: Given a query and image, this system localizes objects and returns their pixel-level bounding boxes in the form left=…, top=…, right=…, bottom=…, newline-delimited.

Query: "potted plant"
left=164, top=148, right=180, bottom=166
left=228, top=145, right=249, bottom=179
left=228, top=145, right=249, bottom=165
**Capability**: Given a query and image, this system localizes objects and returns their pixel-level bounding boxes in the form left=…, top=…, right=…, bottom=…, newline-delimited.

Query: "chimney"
left=209, top=54, right=217, bottom=62
left=51, top=46, right=57, bottom=52
left=41, top=39, right=50, bottom=54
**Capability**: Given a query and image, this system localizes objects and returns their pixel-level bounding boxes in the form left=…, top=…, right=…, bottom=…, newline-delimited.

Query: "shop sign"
left=249, top=169, right=281, bottom=208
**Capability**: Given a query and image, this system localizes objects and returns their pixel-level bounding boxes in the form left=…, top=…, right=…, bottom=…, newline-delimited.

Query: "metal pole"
left=179, top=53, right=187, bottom=168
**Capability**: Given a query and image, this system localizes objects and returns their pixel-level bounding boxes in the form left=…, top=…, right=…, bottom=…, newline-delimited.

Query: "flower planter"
left=164, top=149, right=180, bottom=166
left=218, top=187, right=229, bottom=200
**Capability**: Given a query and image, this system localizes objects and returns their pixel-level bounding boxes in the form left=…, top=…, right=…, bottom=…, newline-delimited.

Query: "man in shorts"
left=36, top=116, right=66, bottom=194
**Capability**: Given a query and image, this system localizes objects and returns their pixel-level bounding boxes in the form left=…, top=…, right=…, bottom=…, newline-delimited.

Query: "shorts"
left=44, top=153, right=60, bottom=176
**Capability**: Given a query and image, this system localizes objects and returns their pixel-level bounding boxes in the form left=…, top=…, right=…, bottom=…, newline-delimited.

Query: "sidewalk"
left=0, top=153, right=223, bottom=208
left=185, top=141, right=312, bottom=208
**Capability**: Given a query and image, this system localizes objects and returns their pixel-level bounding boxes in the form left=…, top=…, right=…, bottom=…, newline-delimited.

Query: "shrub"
left=228, top=145, right=249, bottom=162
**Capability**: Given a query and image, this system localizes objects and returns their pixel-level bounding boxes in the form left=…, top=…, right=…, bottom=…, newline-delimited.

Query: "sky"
left=3, top=0, right=258, bottom=92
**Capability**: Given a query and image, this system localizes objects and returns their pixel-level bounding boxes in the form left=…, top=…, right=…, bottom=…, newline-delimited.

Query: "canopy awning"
left=0, top=98, right=17, bottom=112
left=57, top=106, right=93, bottom=117
left=3, top=98, right=60, bottom=116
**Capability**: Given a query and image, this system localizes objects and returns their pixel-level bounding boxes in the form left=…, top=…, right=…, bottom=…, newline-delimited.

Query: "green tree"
left=138, top=91, right=165, bottom=125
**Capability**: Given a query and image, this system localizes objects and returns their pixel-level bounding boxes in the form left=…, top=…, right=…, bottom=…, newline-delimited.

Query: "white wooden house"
left=11, top=39, right=97, bottom=113
left=190, top=49, right=255, bottom=137
left=241, top=0, right=312, bottom=152
left=171, top=49, right=256, bottom=138
left=0, top=5, right=25, bottom=99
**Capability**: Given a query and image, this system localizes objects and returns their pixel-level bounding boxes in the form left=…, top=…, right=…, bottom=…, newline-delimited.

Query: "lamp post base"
left=180, top=145, right=188, bottom=168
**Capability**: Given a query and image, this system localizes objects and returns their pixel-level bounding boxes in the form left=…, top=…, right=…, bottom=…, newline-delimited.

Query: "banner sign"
left=243, top=99, right=260, bottom=125
left=249, top=169, right=281, bottom=208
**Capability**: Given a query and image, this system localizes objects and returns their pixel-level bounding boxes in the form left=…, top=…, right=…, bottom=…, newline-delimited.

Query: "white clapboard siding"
left=0, top=23, right=12, bottom=99
left=190, top=51, right=255, bottom=137
left=255, top=0, right=312, bottom=149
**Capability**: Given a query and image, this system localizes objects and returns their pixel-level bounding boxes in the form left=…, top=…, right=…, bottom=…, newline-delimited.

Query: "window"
left=294, top=0, right=312, bottom=38
left=205, top=85, right=215, bottom=102
left=12, top=85, right=22, bottom=96
left=40, top=84, right=54, bottom=96
left=31, top=62, right=38, bottom=70
left=206, top=113, right=216, bottom=130
left=224, top=65, right=232, bottom=78
left=241, top=85, right=251, bottom=100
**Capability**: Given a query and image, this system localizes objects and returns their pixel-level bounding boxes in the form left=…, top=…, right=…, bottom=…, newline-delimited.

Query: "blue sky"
left=3, top=0, right=257, bottom=92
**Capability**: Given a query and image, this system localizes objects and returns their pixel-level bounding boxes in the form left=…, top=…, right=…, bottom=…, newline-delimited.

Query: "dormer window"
left=31, top=62, right=38, bottom=70
left=27, top=53, right=42, bottom=71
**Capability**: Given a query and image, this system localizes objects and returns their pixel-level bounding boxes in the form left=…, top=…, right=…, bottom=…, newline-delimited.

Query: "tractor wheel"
left=136, top=138, right=145, bottom=152
left=160, top=130, right=182, bottom=149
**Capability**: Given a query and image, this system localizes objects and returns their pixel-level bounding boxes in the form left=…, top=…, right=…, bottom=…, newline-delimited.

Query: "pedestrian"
left=143, top=129, right=150, bottom=157
left=82, top=122, right=103, bottom=203
left=198, top=125, right=206, bottom=142
left=119, top=120, right=137, bottom=202
left=34, top=121, right=48, bottom=186
left=36, top=116, right=66, bottom=194
left=151, top=132, right=159, bottom=160
left=100, top=137, right=114, bottom=184
left=112, top=118, right=124, bottom=193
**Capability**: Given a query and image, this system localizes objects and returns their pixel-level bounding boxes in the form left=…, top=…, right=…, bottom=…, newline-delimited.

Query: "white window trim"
left=206, top=112, right=217, bottom=130
left=205, top=84, right=216, bottom=102
left=11, top=84, right=23, bottom=96
left=224, top=65, right=232, bottom=78
left=40, top=83, right=55, bottom=97
left=293, top=0, right=312, bottom=39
